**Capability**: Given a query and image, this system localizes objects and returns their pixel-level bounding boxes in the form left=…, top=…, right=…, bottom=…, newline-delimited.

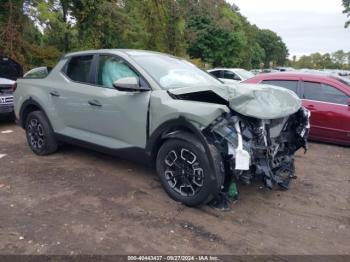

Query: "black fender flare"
left=19, top=98, right=49, bottom=128
left=146, top=117, right=217, bottom=175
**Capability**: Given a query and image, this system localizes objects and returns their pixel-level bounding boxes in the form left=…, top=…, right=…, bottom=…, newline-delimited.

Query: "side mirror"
left=113, top=77, right=150, bottom=92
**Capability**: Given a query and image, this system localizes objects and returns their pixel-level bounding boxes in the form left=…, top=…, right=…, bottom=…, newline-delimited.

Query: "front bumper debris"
left=204, top=107, right=310, bottom=209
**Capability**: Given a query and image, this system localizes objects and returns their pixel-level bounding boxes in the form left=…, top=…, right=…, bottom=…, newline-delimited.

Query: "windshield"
left=236, top=69, right=254, bottom=80
left=131, top=54, right=222, bottom=89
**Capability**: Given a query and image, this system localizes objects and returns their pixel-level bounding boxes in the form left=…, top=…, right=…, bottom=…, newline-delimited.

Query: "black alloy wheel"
left=25, top=111, right=58, bottom=155
left=156, top=135, right=224, bottom=207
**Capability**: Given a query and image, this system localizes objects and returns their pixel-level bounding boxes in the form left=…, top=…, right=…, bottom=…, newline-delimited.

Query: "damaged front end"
left=203, top=107, right=310, bottom=195
left=167, top=83, right=310, bottom=207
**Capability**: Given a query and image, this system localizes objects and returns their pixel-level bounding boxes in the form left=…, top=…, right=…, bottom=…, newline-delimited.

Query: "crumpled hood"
left=168, top=83, right=302, bottom=120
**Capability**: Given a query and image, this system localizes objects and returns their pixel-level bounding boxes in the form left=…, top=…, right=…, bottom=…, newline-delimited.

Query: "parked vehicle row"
left=0, top=56, right=22, bottom=119
left=206, top=65, right=350, bottom=146
left=0, top=77, right=15, bottom=118
left=14, top=49, right=309, bottom=207
left=244, top=72, right=350, bottom=145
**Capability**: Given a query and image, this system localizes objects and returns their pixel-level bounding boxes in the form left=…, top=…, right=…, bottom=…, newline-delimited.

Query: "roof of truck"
left=63, top=49, right=168, bottom=58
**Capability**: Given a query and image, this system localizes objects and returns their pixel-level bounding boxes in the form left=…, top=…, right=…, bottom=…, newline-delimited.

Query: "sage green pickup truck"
left=14, top=49, right=310, bottom=207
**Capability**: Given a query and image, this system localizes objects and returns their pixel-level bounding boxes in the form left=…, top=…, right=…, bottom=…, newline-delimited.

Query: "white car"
left=0, top=77, right=15, bottom=117
left=207, top=68, right=255, bottom=83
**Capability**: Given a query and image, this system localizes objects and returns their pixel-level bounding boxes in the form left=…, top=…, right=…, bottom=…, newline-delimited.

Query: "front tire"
left=156, top=135, right=224, bottom=207
left=25, top=111, right=58, bottom=155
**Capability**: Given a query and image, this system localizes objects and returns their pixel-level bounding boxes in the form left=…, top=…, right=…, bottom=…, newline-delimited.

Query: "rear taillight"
left=12, top=82, right=17, bottom=92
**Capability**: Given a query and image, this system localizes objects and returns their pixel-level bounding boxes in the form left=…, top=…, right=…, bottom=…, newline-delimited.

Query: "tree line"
left=0, top=0, right=289, bottom=71
left=289, top=50, right=350, bottom=70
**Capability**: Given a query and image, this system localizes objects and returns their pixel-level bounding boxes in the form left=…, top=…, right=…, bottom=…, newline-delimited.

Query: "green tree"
left=24, top=0, right=75, bottom=52
left=163, top=0, right=186, bottom=56
left=322, top=53, right=334, bottom=69
left=310, top=53, right=323, bottom=68
left=1, top=0, right=290, bottom=71
left=186, top=15, right=244, bottom=67
left=343, top=0, right=350, bottom=28
left=242, top=24, right=265, bottom=69
left=332, top=50, right=347, bottom=68
left=292, top=51, right=349, bottom=70
left=256, top=29, right=289, bottom=67
left=0, top=0, right=49, bottom=69
left=297, top=55, right=313, bottom=69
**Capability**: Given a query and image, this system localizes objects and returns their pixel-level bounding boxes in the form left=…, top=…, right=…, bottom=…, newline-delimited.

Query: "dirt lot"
left=0, top=119, right=349, bottom=255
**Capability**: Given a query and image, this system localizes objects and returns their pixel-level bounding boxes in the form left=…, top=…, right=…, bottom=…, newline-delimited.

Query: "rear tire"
left=156, top=135, right=224, bottom=207
left=25, top=111, right=58, bottom=155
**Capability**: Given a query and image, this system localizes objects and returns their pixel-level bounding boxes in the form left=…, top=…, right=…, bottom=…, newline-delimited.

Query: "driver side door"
left=86, top=54, right=151, bottom=149
left=51, top=54, right=151, bottom=149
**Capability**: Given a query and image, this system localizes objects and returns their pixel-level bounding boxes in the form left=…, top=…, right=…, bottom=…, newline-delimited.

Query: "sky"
left=226, top=0, right=350, bottom=58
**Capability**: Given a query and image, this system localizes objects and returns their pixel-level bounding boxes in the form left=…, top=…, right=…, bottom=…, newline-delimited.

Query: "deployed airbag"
left=168, top=83, right=302, bottom=119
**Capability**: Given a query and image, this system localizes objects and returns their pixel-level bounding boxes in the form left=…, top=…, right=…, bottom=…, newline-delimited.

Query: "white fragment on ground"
left=1, top=130, right=13, bottom=134
left=19, top=236, right=24, bottom=240
left=0, top=154, right=7, bottom=159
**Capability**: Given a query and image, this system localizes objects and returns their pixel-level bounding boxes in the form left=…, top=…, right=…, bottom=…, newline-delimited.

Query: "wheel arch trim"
left=146, top=117, right=216, bottom=174
left=19, top=98, right=51, bottom=128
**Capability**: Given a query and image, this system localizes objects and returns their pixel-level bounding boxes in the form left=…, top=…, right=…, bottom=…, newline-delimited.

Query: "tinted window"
left=303, top=81, right=349, bottom=105
left=66, top=55, right=93, bottom=83
left=209, top=70, right=221, bottom=78
left=97, top=55, right=139, bottom=89
left=262, top=80, right=299, bottom=95
left=223, top=70, right=240, bottom=80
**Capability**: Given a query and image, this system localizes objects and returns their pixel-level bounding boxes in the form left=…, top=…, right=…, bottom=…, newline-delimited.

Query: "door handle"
left=49, top=91, right=60, bottom=97
left=88, top=99, right=102, bottom=107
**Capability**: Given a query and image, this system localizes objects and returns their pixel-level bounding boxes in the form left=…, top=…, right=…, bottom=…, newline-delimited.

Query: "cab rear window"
left=66, top=55, right=93, bottom=83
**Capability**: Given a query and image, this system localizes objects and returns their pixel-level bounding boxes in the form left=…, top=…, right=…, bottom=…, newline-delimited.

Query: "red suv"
left=244, top=72, right=350, bottom=145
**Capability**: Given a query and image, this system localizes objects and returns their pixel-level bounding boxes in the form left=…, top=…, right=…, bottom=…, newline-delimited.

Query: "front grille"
left=0, top=95, right=13, bottom=105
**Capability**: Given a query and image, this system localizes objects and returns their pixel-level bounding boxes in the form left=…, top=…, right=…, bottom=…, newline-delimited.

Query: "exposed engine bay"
left=167, top=83, right=309, bottom=207
left=203, top=107, right=310, bottom=205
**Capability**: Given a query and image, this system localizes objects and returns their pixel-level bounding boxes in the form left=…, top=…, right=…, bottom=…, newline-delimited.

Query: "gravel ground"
left=0, top=120, right=349, bottom=255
